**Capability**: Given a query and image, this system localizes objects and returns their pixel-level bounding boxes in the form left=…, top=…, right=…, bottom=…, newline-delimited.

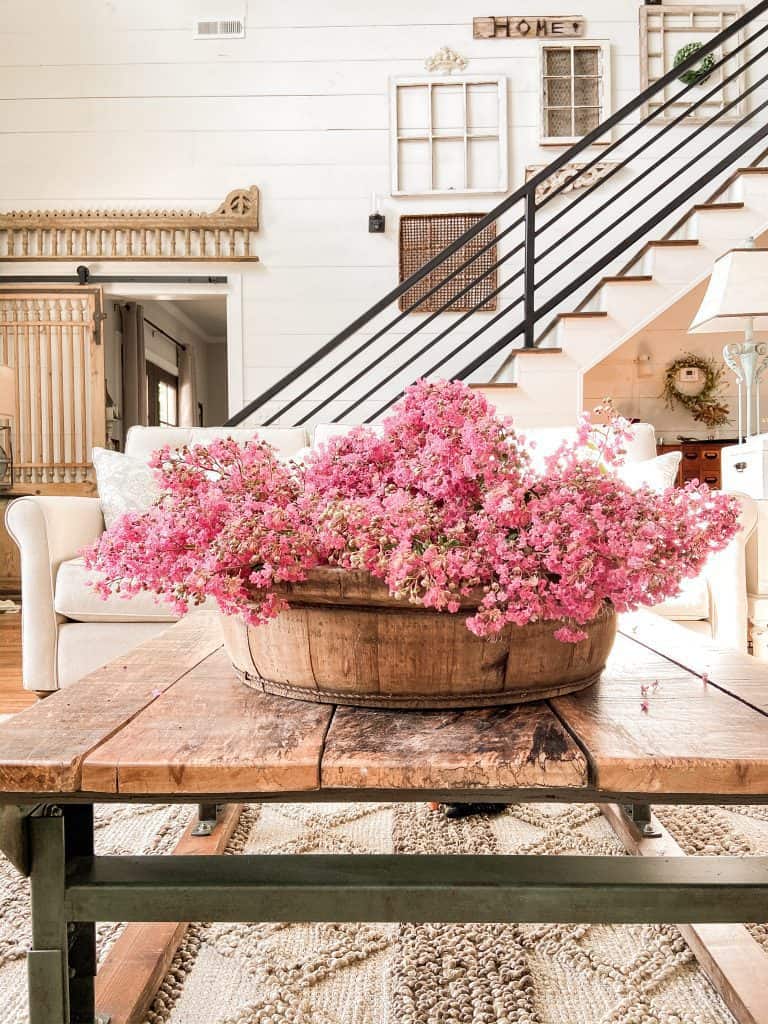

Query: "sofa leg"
left=34, top=691, right=55, bottom=701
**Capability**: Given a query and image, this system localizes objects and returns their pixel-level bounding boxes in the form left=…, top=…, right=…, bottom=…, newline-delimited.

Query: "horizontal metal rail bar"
left=291, top=257, right=526, bottom=425
left=366, top=117, right=768, bottom=420
left=332, top=290, right=524, bottom=423
left=263, top=32, right=767, bottom=427
left=534, top=22, right=768, bottom=214
left=264, top=227, right=525, bottom=426
left=302, top=68, right=765, bottom=424
left=535, top=69, right=768, bottom=280
left=225, top=1, right=768, bottom=427
left=64, top=853, right=768, bottom=925
left=445, top=118, right=768, bottom=390
left=533, top=34, right=768, bottom=248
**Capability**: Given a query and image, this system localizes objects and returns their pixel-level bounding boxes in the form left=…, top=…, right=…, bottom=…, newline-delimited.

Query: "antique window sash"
left=538, top=41, right=612, bottom=146
left=389, top=76, right=508, bottom=196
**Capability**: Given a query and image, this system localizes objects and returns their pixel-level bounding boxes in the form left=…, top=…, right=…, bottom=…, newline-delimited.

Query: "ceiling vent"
left=193, top=17, right=245, bottom=39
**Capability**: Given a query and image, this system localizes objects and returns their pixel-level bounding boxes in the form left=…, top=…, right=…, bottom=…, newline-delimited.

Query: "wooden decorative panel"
left=639, top=5, right=745, bottom=123
left=0, top=187, right=259, bottom=262
left=0, top=290, right=105, bottom=485
left=398, top=214, right=497, bottom=313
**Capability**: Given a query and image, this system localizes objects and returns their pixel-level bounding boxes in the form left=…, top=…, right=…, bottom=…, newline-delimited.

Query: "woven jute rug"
left=2, top=800, right=768, bottom=1024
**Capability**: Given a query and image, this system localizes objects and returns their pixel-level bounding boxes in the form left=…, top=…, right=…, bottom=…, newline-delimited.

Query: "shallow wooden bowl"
left=220, top=567, right=617, bottom=708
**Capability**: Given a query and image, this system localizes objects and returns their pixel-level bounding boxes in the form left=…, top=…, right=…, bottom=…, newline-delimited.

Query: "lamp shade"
left=0, top=365, right=16, bottom=419
left=689, top=247, right=768, bottom=333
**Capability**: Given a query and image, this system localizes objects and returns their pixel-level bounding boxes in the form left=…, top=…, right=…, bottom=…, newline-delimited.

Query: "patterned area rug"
left=2, top=801, right=768, bottom=1024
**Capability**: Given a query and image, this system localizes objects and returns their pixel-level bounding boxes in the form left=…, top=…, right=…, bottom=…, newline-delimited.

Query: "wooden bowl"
left=219, top=567, right=616, bottom=708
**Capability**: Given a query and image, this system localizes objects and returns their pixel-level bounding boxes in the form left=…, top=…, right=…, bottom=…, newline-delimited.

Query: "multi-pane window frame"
left=389, top=75, right=508, bottom=197
left=538, top=40, right=612, bottom=146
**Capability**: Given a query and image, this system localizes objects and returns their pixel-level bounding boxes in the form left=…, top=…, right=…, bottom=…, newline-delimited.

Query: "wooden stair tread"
left=515, top=346, right=563, bottom=354
left=649, top=239, right=699, bottom=247
left=693, top=202, right=745, bottom=211
left=557, top=311, right=609, bottom=320
left=737, top=166, right=768, bottom=173
left=600, top=275, right=653, bottom=283
left=468, top=382, right=519, bottom=389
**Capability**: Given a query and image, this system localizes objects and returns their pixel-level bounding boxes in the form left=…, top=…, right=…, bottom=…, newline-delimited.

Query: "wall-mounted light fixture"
left=368, top=193, right=385, bottom=233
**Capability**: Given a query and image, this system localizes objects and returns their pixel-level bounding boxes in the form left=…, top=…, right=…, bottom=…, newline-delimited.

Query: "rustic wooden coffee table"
left=1, top=611, right=767, bottom=1024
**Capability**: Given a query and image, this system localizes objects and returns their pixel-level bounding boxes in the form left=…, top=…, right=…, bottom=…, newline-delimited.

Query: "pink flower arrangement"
left=84, top=380, right=740, bottom=642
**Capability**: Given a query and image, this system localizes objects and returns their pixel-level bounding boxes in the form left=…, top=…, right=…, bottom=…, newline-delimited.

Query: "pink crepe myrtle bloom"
left=84, top=380, right=740, bottom=644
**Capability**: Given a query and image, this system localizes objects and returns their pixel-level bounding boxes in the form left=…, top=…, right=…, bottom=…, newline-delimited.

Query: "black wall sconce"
left=368, top=193, right=385, bottom=233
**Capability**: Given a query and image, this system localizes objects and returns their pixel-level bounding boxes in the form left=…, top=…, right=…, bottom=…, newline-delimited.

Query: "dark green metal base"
left=16, top=801, right=768, bottom=1024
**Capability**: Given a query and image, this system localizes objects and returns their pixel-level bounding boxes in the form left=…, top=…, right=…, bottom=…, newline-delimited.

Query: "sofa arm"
left=5, top=496, right=105, bottom=692
left=702, top=491, right=758, bottom=651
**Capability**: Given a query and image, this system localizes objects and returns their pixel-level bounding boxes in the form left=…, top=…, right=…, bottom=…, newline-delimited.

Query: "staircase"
left=227, top=2, right=768, bottom=431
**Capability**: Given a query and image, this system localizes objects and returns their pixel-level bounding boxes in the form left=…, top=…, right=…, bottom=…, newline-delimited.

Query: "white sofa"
left=5, top=422, right=758, bottom=693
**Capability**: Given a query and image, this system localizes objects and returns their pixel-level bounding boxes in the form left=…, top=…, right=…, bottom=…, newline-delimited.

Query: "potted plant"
left=85, top=381, right=739, bottom=708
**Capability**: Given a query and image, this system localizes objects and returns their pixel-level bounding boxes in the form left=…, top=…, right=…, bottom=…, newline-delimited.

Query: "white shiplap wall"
left=0, top=0, right=765, bottom=426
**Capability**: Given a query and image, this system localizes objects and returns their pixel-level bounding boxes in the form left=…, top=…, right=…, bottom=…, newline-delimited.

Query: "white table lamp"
left=689, top=241, right=768, bottom=441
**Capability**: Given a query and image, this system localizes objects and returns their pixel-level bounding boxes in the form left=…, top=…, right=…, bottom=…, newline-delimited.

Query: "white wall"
left=0, top=0, right=766, bottom=426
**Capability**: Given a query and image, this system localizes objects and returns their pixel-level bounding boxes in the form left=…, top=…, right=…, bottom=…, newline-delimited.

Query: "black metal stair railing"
left=227, top=1, right=768, bottom=428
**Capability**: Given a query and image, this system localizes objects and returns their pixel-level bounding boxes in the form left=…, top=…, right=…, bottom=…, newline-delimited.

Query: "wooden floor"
left=0, top=614, right=34, bottom=713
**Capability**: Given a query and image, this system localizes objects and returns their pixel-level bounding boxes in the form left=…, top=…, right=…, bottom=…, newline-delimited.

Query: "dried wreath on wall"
left=662, top=352, right=730, bottom=428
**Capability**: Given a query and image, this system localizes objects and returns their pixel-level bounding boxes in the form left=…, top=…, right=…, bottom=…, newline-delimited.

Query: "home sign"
left=473, top=16, right=585, bottom=38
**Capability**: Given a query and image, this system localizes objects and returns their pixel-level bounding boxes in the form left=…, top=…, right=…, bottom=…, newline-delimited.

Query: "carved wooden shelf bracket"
left=0, top=186, right=260, bottom=262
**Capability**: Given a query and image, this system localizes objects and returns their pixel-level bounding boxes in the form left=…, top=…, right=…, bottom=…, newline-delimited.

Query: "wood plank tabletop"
left=81, top=648, right=333, bottom=795
left=0, top=612, right=767, bottom=800
left=0, top=613, right=223, bottom=794
left=320, top=703, right=588, bottom=790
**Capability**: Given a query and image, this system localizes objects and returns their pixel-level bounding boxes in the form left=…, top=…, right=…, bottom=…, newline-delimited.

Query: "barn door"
left=0, top=288, right=105, bottom=487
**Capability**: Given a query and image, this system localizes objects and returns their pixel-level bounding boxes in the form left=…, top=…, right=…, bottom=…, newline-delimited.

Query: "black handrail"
left=227, top=0, right=768, bottom=427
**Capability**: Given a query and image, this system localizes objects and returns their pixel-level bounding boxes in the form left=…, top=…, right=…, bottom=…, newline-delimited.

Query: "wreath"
left=673, top=42, right=716, bottom=87
left=662, top=352, right=729, bottom=428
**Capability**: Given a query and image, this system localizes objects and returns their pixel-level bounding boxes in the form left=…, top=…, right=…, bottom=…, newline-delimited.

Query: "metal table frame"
left=3, top=790, right=767, bottom=1024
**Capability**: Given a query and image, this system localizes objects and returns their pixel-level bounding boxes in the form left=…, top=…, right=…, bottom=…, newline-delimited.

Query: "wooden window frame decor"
left=538, top=40, right=612, bottom=146
left=390, top=76, right=508, bottom=196
left=639, top=5, right=745, bottom=123
left=398, top=213, right=498, bottom=314
left=0, top=186, right=259, bottom=262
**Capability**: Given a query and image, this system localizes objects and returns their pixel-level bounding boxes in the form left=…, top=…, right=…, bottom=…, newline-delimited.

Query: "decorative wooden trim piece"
left=474, top=16, right=585, bottom=39
left=0, top=186, right=260, bottom=262
left=525, top=161, right=619, bottom=201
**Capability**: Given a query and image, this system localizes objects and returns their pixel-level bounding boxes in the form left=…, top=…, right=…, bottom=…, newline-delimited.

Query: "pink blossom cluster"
left=84, top=380, right=740, bottom=642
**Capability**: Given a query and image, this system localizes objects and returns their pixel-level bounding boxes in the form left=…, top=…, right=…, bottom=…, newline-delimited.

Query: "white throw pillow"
left=92, top=447, right=161, bottom=528
left=616, top=451, right=682, bottom=492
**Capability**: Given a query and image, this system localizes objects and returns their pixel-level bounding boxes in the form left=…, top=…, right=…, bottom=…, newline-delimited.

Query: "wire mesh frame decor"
left=398, top=214, right=498, bottom=313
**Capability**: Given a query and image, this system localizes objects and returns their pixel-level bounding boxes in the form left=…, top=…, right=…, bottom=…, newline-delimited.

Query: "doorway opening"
left=104, top=295, right=228, bottom=451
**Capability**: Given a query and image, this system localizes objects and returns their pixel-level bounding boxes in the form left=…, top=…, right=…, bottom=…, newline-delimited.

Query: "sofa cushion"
left=651, top=574, right=711, bottom=621
left=56, top=621, right=172, bottom=688
left=188, top=426, right=308, bottom=461
left=92, top=447, right=161, bottom=528
left=125, top=425, right=309, bottom=462
left=617, top=451, right=682, bottom=492
left=55, top=557, right=180, bottom=623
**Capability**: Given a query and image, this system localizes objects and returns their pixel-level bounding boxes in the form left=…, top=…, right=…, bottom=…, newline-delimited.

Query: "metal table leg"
left=28, top=804, right=97, bottom=1024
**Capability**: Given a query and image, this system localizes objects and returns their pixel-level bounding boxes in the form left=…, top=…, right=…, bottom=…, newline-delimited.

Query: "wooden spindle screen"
left=0, top=187, right=259, bottom=262
left=0, top=291, right=105, bottom=485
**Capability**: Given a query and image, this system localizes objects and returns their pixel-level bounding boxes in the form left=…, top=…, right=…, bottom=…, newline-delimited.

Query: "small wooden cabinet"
left=657, top=439, right=737, bottom=489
